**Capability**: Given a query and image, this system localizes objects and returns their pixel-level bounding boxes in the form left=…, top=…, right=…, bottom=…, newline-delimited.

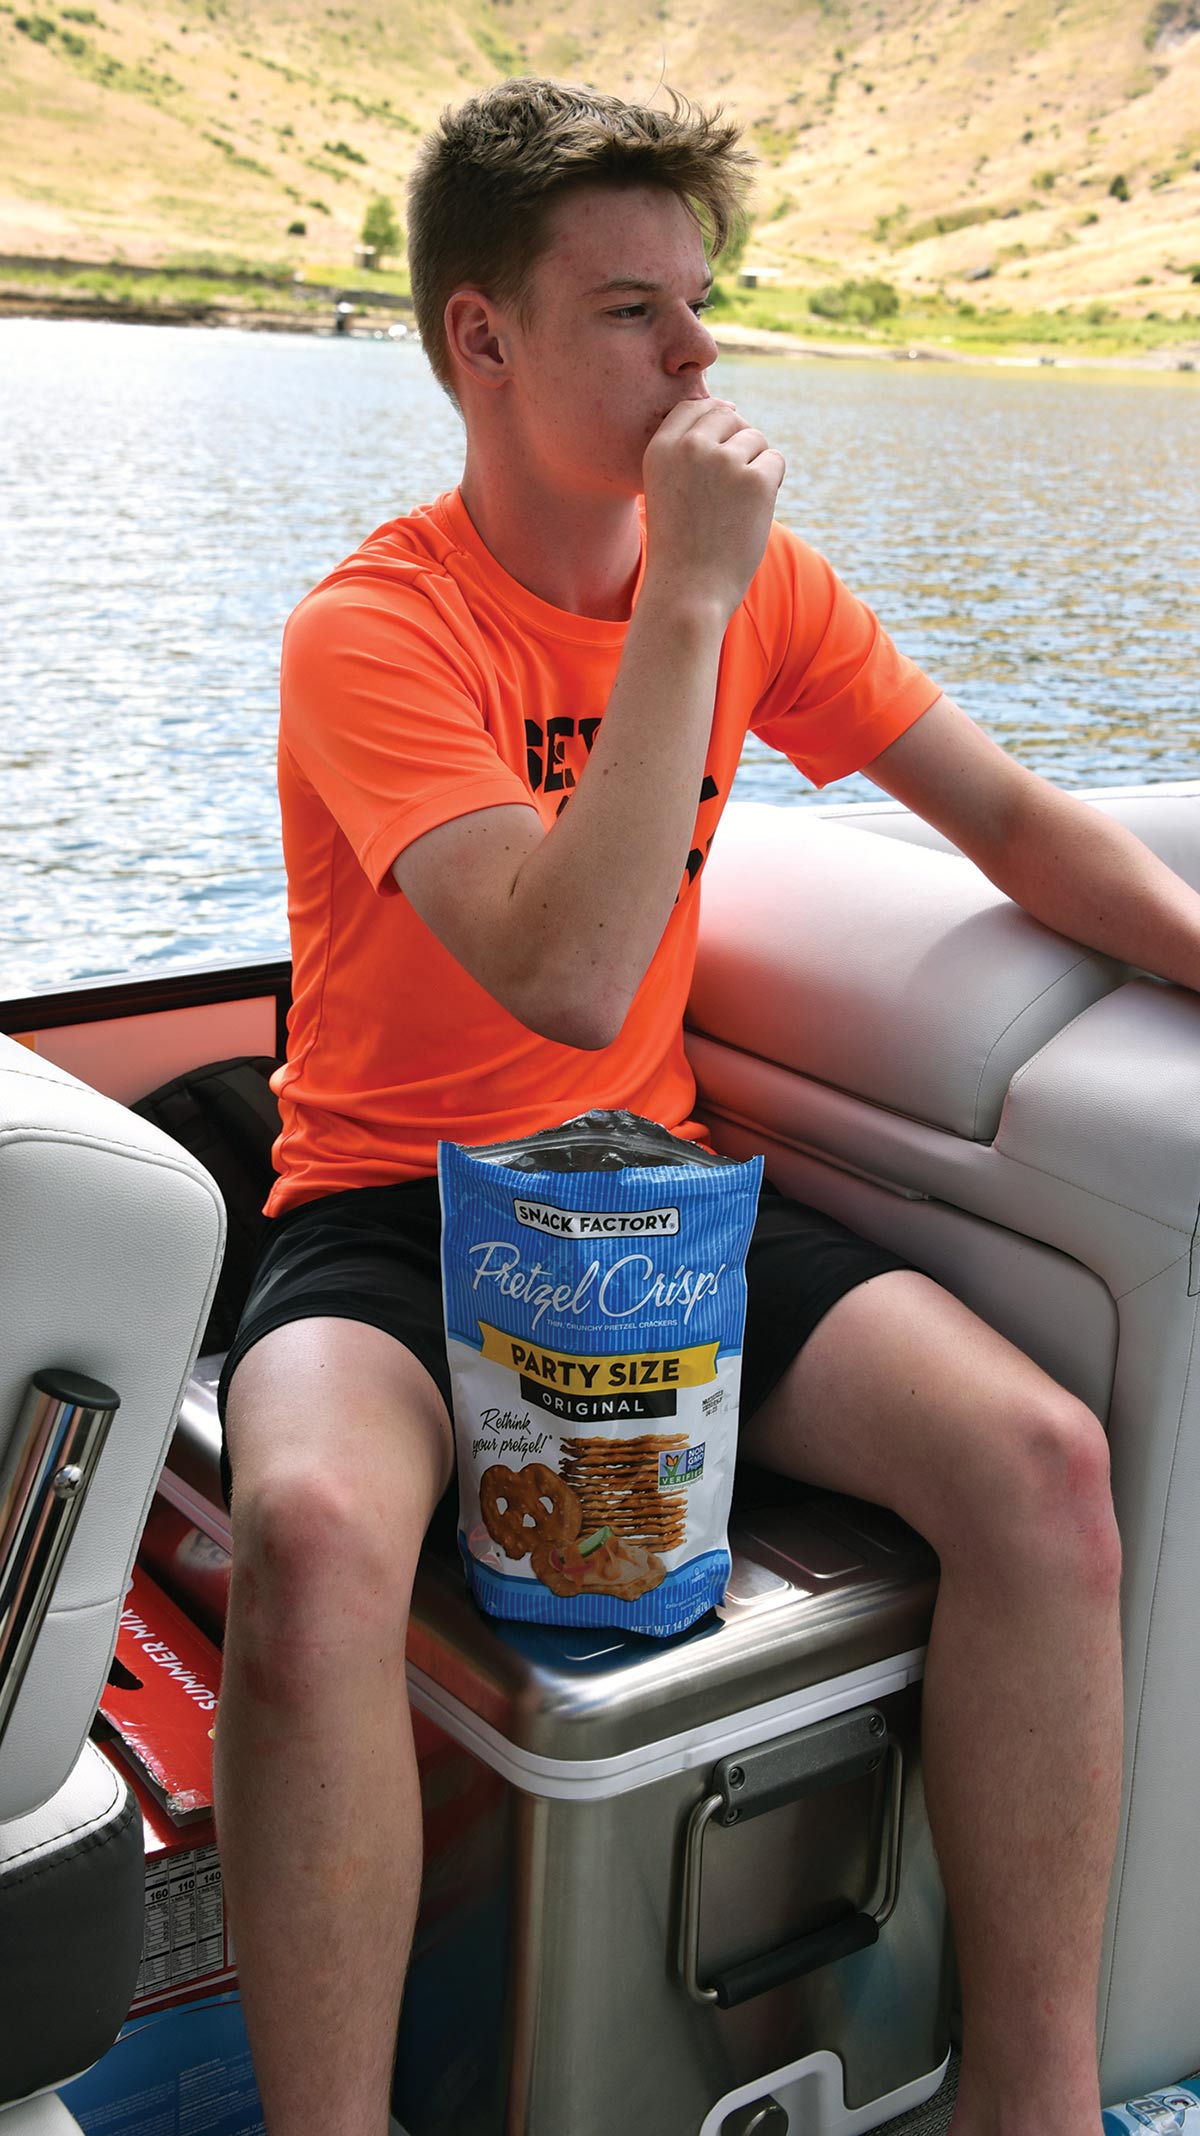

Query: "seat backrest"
left=0, top=1034, right=225, bottom=1820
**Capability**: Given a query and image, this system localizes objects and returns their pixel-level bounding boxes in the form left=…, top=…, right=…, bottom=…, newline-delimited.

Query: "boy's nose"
left=667, top=308, right=720, bottom=378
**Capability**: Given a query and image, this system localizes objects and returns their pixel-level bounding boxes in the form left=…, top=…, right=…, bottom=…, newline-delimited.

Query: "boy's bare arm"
left=868, top=693, right=1200, bottom=988
left=392, top=398, right=785, bottom=1050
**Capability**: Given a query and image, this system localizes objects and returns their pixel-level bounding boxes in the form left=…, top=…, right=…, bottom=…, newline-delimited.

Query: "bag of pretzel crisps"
left=438, top=1111, right=763, bottom=1637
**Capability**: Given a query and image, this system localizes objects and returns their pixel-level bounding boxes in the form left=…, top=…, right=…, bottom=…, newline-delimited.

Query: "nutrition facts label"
left=136, top=1840, right=226, bottom=1999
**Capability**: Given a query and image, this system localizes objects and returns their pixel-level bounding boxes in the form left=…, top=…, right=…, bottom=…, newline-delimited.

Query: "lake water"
left=2, top=317, right=1198, bottom=991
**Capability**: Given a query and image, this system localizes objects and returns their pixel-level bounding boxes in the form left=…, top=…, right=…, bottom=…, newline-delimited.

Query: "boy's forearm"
left=502, top=586, right=728, bottom=1048
left=992, top=785, right=1200, bottom=991
left=393, top=402, right=784, bottom=1047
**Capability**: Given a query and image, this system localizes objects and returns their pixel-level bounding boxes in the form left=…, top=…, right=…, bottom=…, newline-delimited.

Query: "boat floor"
left=872, top=2056, right=1200, bottom=2131
left=879, top=2056, right=958, bottom=2135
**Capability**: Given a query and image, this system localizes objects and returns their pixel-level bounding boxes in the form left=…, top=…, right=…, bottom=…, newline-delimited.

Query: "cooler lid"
left=163, top=1369, right=937, bottom=1778
left=407, top=1479, right=936, bottom=1774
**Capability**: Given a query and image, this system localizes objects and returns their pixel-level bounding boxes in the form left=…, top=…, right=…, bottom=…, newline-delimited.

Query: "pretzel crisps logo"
left=512, top=1198, right=680, bottom=1239
left=465, top=1241, right=726, bottom=1328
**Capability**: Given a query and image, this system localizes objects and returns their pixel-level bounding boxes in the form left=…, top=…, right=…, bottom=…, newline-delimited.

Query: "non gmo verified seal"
left=512, top=1198, right=680, bottom=1240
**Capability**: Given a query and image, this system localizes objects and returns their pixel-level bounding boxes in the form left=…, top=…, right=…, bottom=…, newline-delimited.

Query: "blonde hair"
left=408, top=78, right=751, bottom=394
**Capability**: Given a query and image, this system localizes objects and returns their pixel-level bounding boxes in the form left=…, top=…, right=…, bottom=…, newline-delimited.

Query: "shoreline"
left=2, top=289, right=1198, bottom=374
left=711, top=320, right=1200, bottom=374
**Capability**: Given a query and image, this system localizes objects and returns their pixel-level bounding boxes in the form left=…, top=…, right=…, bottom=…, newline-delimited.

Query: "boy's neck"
left=459, top=454, right=642, bottom=623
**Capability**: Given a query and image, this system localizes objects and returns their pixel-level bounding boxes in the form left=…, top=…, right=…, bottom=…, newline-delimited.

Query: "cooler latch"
left=678, top=1705, right=901, bottom=2008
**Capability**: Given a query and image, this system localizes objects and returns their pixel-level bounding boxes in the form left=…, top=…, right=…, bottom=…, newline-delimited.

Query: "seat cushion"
left=0, top=1741, right=143, bottom=2105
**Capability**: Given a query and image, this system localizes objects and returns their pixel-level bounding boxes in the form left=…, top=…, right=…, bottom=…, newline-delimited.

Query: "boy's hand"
left=641, top=398, right=785, bottom=623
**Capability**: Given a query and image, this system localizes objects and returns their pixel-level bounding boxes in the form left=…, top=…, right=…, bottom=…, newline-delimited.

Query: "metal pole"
left=0, top=1368, right=120, bottom=1753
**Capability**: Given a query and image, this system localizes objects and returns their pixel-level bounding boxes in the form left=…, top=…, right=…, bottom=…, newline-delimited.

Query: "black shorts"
left=216, top=1177, right=910, bottom=1505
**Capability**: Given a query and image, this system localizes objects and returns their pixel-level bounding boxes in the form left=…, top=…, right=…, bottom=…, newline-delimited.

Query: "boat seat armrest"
left=688, top=806, right=1124, bottom=1142
left=995, top=977, right=1200, bottom=1237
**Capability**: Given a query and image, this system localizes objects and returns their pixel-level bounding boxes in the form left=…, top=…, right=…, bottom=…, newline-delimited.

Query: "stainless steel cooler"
left=150, top=1369, right=950, bottom=2136
left=395, top=1481, right=949, bottom=2136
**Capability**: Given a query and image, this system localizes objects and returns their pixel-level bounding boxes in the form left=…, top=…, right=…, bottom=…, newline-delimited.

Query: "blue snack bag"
left=438, top=1111, right=763, bottom=1637
left=1103, top=2091, right=1200, bottom=2134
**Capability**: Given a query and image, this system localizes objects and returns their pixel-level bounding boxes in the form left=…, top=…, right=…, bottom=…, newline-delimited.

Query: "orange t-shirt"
left=267, top=488, right=939, bottom=1214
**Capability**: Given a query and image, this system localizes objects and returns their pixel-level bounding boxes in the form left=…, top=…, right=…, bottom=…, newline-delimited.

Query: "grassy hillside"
left=2, top=0, right=1198, bottom=338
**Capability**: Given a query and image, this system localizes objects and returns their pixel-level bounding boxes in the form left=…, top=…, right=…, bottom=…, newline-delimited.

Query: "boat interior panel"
left=20, top=996, right=279, bottom=1109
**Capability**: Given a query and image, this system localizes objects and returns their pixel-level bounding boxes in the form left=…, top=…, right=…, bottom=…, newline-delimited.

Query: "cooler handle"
left=709, top=1910, right=881, bottom=2009
left=678, top=1706, right=902, bottom=2009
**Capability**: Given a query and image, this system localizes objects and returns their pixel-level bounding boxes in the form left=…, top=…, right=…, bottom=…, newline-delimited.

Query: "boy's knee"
left=227, top=1454, right=433, bottom=1699
left=952, top=1390, right=1120, bottom=1598
left=1034, top=1397, right=1121, bottom=1595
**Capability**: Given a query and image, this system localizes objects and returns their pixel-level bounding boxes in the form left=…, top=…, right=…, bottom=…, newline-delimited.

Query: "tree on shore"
left=360, top=195, right=402, bottom=265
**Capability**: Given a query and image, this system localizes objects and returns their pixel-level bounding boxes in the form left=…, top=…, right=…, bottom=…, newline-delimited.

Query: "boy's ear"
left=444, top=288, right=513, bottom=391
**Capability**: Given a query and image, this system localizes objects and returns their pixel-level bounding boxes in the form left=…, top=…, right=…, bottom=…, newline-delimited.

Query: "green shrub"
left=1143, top=0, right=1175, bottom=47
left=202, top=132, right=271, bottom=177
left=287, top=219, right=306, bottom=236
left=715, top=215, right=750, bottom=274
left=808, top=277, right=900, bottom=323
left=325, top=138, right=366, bottom=165
left=15, top=13, right=56, bottom=39
left=753, top=125, right=793, bottom=162
left=476, top=26, right=522, bottom=70
left=360, top=194, right=401, bottom=261
left=1109, top=173, right=1130, bottom=201
left=873, top=207, right=909, bottom=243
left=901, top=203, right=1000, bottom=245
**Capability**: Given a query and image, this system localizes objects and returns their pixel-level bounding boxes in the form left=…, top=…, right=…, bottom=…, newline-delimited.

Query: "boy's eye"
left=607, top=298, right=711, bottom=321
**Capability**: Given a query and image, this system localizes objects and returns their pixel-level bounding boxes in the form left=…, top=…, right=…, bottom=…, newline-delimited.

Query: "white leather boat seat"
left=686, top=793, right=1200, bottom=2101
left=0, top=1036, right=224, bottom=2129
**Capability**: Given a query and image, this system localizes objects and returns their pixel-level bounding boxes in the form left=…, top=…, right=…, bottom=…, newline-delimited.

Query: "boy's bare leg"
left=740, top=1269, right=1123, bottom=2136
left=214, top=1275, right=1120, bottom=2136
left=214, top=1318, right=454, bottom=2136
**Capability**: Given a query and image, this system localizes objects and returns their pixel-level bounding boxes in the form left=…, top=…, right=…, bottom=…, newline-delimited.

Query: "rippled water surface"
left=2, top=319, right=1198, bottom=988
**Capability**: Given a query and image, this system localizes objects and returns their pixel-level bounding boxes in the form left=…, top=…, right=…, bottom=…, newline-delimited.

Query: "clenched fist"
left=641, top=398, right=786, bottom=624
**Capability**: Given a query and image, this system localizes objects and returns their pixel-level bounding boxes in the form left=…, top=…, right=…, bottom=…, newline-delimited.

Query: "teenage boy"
left=215, top=78, right=1200, bottom=2136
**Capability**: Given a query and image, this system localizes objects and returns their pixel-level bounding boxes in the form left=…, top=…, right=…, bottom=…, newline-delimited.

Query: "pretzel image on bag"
left=438, top=1110, right=762, bottom=1636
